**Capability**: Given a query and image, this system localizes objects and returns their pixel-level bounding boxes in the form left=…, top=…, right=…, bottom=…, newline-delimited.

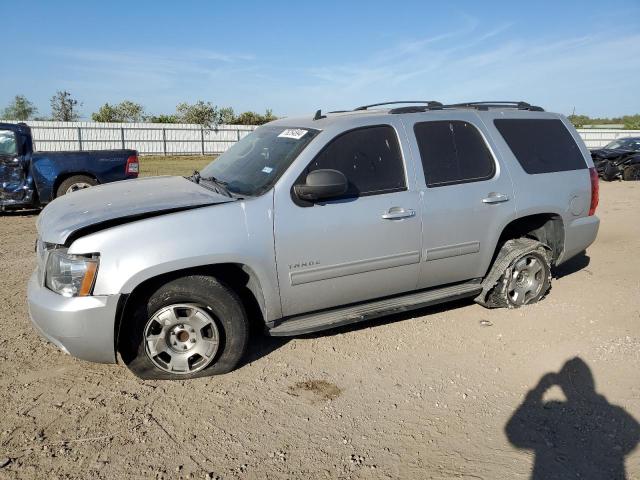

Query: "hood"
left=590, top=148, right=635, bottom=159
left=37, top=176, right=234, bottom=244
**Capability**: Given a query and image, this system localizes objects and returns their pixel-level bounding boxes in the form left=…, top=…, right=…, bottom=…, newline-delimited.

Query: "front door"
left=405, top=115, right=516, bottom=288
left=273, top=122, right=422, bottom=317
left=0, top=129, right=27, bottom=202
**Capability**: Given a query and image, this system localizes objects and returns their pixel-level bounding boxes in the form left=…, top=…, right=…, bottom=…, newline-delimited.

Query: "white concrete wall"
left=3, top=120, right=639, bottom=153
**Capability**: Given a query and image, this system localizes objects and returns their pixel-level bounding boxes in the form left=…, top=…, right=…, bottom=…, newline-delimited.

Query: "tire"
left=479, top=239, right=552, bottom=309
left=622, top=165, right=640, bottom=181
left=119, top=275, right=249, bottom=380
left=56, top=175, right=97, bottom=197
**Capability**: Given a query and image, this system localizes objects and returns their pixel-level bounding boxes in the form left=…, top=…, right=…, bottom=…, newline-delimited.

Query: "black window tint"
left=307, top=126, right=405, bottom=196
left=414, top=121, right=495, bottom=187
left=494, top=119, right=586, bottom=174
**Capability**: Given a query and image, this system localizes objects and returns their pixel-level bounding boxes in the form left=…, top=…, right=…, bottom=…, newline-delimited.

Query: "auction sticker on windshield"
left=278, top=129, right=308, bottom=140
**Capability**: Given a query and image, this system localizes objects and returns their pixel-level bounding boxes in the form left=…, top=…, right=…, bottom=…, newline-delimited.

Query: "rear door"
left=273, top=119, right=422, bottom=317
left=404, top=113, right=517, bottom=288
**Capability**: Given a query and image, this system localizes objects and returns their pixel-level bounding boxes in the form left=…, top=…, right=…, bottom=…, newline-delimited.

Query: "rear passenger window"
left=494, top=119, right=586, bottom=174
left=306, top=125, right=405, bottom=196
left=414, top=121, right=495, bottom=187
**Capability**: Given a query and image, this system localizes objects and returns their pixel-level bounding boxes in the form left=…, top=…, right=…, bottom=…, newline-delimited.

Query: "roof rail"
left=445, top=101, right=544, bottom=112
left=353, top=100, right=443, bottom=111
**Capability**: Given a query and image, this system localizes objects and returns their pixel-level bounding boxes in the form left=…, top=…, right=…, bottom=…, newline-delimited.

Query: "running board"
left=267, top=281, right=482, bottom=337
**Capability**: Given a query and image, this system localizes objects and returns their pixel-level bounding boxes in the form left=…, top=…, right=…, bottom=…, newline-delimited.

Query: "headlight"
left=45, top=249, right=99, bottom=297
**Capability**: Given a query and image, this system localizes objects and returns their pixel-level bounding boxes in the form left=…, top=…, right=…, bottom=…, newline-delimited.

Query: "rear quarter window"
left=494, top=119, right=586, bottom=174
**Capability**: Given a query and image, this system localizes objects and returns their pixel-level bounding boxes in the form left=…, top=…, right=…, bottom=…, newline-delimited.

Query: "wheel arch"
left=53, top=172, right=99, bottom=198
left=114, top=263, right=267, bottom=361
left=494, top=213, right=565, bottom=265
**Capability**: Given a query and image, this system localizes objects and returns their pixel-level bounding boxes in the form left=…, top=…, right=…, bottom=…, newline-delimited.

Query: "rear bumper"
left=27, top=272, right=119, bottom=363
left=557, top=215, right=600, bottom=265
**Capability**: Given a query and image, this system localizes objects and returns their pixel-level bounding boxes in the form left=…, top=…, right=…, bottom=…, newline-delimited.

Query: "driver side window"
left=304, top=125, right=406, bottom=197
left=0, top=130, right=17, bottom=156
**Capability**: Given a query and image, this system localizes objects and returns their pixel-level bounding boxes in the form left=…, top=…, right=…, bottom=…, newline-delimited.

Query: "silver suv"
left=27, top=101, right=600, bottom=380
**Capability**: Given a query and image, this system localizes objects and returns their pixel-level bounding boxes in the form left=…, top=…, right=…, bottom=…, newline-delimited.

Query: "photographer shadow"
left=506, top=357, right=639, bottom=479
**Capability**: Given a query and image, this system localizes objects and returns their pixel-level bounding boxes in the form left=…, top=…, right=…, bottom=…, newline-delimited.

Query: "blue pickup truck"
left=0, top=122, right=138, bottom=210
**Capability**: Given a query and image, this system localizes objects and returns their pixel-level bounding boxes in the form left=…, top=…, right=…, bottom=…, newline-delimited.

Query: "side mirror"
left=294, top=169, right=348, bottom=201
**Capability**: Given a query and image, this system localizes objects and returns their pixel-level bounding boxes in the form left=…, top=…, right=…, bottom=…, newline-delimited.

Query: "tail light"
left=125, top=154, right=139, bottom=176
left=588, top=167, right=599, bottom=216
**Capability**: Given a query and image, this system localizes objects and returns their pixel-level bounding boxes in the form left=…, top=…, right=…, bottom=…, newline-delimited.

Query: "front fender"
left=68, top=194, right=283, bottom=321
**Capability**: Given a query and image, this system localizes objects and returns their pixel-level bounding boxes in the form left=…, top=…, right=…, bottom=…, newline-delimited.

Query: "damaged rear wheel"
left=478, top=239, right=552, bottom=309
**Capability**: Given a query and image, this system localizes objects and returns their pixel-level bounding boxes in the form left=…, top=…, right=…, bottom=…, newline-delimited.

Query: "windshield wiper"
left=188, top=170, right=233, bottom=198
left=186, top=170, right=250, bottom=199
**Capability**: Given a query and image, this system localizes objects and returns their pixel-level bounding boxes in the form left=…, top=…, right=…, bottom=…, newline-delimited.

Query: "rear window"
left=494, top=119, right=586, bottom=174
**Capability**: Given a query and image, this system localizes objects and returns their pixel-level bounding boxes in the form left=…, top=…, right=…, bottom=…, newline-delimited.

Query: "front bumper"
left=27, top=272, right=119, bottom=363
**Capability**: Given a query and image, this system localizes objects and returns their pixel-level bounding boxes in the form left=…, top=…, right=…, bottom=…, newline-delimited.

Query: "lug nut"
left=191, top=339, right=196, bottom=343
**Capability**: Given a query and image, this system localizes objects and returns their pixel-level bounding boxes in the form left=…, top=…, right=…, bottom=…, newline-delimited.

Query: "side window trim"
left=294, top=124, right=408, bottom=199
left=413, top=120, right=497, bottom=188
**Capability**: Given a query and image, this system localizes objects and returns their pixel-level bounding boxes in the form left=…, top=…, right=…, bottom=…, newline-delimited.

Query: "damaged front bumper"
left=27, top=272, right=119, bottom=364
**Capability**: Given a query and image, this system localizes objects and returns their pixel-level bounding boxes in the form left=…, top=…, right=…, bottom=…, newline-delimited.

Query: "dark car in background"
left=0, top=122, right=138, bottom=210
left=591, top=137, right=640, bottom=181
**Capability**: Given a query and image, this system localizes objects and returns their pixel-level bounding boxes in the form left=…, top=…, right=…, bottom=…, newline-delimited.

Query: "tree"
left=567, top=114, right=591, bottom=128
left=175, top=100, right=219, bottom=127
left=2, top=95, right=37, bottom=120
left=233, top=109, right=277, bottom=125
left=116, top=100, right=145, bottom=122
left=50, top=90, right=81, bottom=121
left=91, top=103, right=119, bottom=122
left=145, top=114, right=179, bottom=124
left=622, top=115, right=640, bottom=130
left=217, top=106, right=236, bottom=125
left=92, top=100, right=145, bottom=122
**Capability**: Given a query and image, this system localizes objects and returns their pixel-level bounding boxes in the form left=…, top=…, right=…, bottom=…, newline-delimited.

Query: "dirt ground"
left=0, top=182, right=638, bottom=480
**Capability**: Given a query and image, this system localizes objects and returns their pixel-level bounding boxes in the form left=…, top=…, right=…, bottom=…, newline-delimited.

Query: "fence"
left=576, top=128, right=640, bottom=149
left=4, top=120, right=640, bottom=154
left=6, top=120, right=257, bottom=155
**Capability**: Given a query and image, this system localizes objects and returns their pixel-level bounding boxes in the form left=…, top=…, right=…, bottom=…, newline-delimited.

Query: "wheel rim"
left=144, top=304, right=220, bottom=375
left=66, top=182, right=92, bottom=194
left=507, top=254, right=545, bottom=306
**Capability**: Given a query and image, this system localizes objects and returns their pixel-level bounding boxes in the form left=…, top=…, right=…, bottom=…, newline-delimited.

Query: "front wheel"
left=622, top=165, right=640, bottom=181
left=119, top=275, right=249, bottom=380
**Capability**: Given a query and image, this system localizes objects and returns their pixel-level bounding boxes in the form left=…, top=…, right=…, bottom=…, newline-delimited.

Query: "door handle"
left=482, top=193, right=510, bottom=204
left=382, top=207, right=416, bottom=220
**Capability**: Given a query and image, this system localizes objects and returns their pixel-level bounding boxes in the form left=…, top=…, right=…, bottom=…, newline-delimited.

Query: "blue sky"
left=3, top=0, right=640, bottom=118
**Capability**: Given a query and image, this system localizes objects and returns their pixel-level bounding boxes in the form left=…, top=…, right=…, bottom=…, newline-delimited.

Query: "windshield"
left=603, top=138, right=640, bottom=151
left=0, top=130, right=17, bottom=156
left=199, top=126, right=319, bottom=196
